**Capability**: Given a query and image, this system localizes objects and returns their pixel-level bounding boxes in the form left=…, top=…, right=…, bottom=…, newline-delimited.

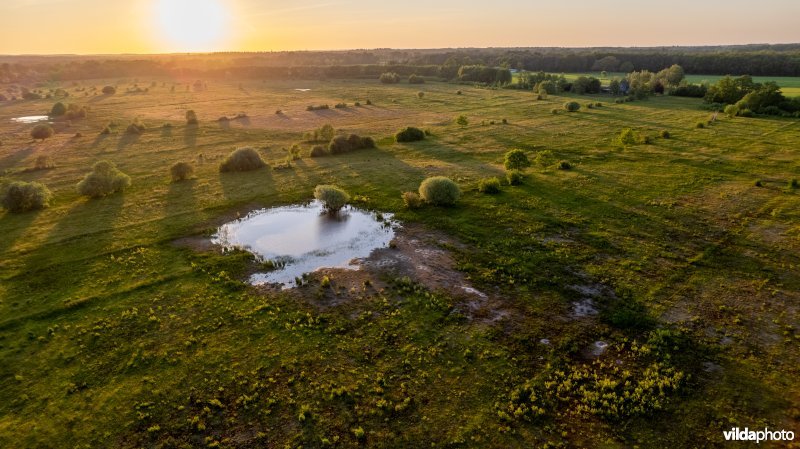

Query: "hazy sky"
left=2, top=0, right=799, bottom=54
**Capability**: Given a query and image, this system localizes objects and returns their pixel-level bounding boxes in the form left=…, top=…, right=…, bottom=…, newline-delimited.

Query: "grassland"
left=1, top=79, right=799, bottom=448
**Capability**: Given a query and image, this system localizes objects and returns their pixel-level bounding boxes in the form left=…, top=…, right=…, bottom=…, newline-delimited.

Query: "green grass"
left=1, top=79, right=799, bottom=448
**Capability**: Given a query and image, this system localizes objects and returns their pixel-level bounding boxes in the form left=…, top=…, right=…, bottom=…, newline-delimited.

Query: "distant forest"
left=1, top=44, right=800, bottom=83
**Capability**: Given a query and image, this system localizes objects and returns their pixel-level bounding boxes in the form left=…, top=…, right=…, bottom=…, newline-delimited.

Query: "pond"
left=212, top=201, right=397, bottom=288
left=11, top=115, right=49, bottom=124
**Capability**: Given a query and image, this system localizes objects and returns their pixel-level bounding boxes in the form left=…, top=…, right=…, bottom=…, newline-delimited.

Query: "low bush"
left=660, top=130, right=670, bottom=138
left=402, top=191, right=423, bottom=209
left=309, top=145, right=328, bottom=157
left=77, top=160, right=131, bottom=198
left=551, top=108, right=559, bottom=114
left=1, top=181, right=52, bottom=212
left=417, top=91, right=425, bottom=99
left=724, top=104, right=739, bottom=118
left=314, top=185, right=350, bottom=213
left=31, top=124, right=54, bottom=141
left=329, top=134, right=375, bottom=154
left=419, top=176, right=460, bottom=206
left=754, top=179, right=764, bottom=187
left=126, top=120, right=146, bottom=135
left=557, top=160, right=572, bottom=170
left=695, top=121, right=705, bottom=129
left=186, top=110, right=198, bottom=125
left=101, top=85, right=116, bottom=95
left=456, top=115, right=468, bottom=126
left=334, top=103, right=347, bottom=109
left=408, top=74, right=425, bottom=84
left=617, top=128, right=638, bottom=146
left=789, top=179, right=799, bottom=189
left=504, top=149, right=530, bottom=170
left=33, top=155, right=54, bottom=170
left=306, top=104, right=330, bottom=111
left=738, top=108, right=754, bottom=117
left=506, top=169, right=524, bottom=185
left=219, top=147, right=267, bottom=172
left=379, top=72, right=401, bottom=84
left=478, top=177, right=501, bottom=194
left=564, top=101, right=580, bottom=112
left=170, top=162, right=194, bottom=182
left=395, top=127, right=425, bottom=142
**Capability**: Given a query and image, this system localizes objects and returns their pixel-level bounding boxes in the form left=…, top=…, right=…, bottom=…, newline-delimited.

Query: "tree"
left=504, top=149, right=531, bottom=170
left=619, top=61, right=635, bottom=73
left=591, top=56, right=620, bottom=72
left=665, top=64, right=685, bottom=86
left=609, top=79, right=621, bottom=95
left=186, top=110, right=198, bottom=125
left=314, top=185, right=350, bottom=213
left=76, top=160, right=131, bottom=198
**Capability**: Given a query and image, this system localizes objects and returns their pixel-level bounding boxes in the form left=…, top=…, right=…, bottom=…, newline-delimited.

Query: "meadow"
left=1, top=78, right=799, bottom=448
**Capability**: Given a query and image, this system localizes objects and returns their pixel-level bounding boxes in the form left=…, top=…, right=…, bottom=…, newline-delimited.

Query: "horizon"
left=2, top=0, right=799, bottom=54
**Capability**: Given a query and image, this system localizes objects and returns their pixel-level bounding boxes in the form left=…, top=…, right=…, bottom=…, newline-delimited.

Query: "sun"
left=155, top=0, right=229, bottom=52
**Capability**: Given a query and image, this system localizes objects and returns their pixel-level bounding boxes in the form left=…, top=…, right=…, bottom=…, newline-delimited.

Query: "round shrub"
left=456, top=115, right=469, bottom=126
left=402, top=191, right=423, bottom=209
left=564, top=101, right=580, bottom=112
left=504, top=149, right=531, bottom=170
left=738, top=108, right=754, bottom=117
left=557, top=160, right=572, bottom=170
left=170, top=162, right=194, bottom=182
left=417, top=91, right=425, bottom=99
left=219, top=147, right=267, bottom=172
left=186, top=110, right=198, bottom=125
left=101, top=85, right=116, bottom=95
left=50, top=102, right=67, bottom=117
left=395, top=127, right=425, bottom=143
left=506, top=169, right=524, bottom=185
left=695, top=121, right=705, bottom=129
left=551, top=108, right=559, bottom=114
left=660, top=130, right=670, bottom=138
left=309, top=145, right=328, bottom=157
left=31, top=124, right=54, bottom=141
left=77, top=160, right=131, bottom=198
left=379, top=72, right=400, bottom=84
left=478, top=177, right=501, bottom=194
left=419, top=176, right=460, bottom=206
left=456, top=90, right=462, bottom=95
left=1, top=181, right=52, bottom=212
left=126, top=121, right=146, bottom=135
left=617, top=128, right=638, bottom=146
left=724, top=104, right=739, bottom=118
left=409, top=74, right=425, bottom=84
left=329, top=135, right=351, bottom=154
left=314, top=185, right=350, bottom=213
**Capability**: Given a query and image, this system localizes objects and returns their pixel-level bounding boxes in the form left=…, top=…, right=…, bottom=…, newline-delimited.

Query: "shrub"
left=586, top=103, right=594, bottom=109
left=1, top=181, right=52, bottom=212
left=50, top=102, right=67, bottom=117
left=33, top=155, right=54, bottom=170
left=660, top=130, right=670, bottom=138
left=395, top=127, right=425, bottom=142
left=334, top=103, right=347, bottom=109
left=100, top=125, right=112, bottom=135
left=402, top=191, right=423, bottom=209
left=366, top=99, right=372, bottom=105
left=754, top=179, right=764, bottom=187
left=789, top=179, right=799, bottom=189
left=506, top=169, right=524, bottom=185
left=318, top=124, right=335, bottom=141
left=564, top=101, right=580, bottom=112
left=76, top=160, right=131, bottom=198
left=695, top=121, right=705, bottom=129
left=419, top=176, right=460, bottom=206
left=307, top=104, right=330, bottom=111
left=503, top=149, right=530, bottom=170
left=101, top=85, right=116, bottom=95
left=314, top=185, right=350, bottom=213
left=329, top=134, right=375, bottom=154
left=408, top=74, right=425, bottom=84
left=724, top=104, right=739, bottom=118
left=456, top=90, right=462, bottom=95
left=186, top=110, right=198, bottom=125
left=738, top=108, right=754, bottom=117
left=219, top=147, right=267, bottom=172
left=379, top=72, right=401, bottom=84
left=30, top=124, right=54, bottom=141
left=309, top=145, right=328, bottom=157
left=126, top=121, right=146, bottom=135
left=456, top=115, right=468, bottom=126
left=617, top=128, right=638, bottom=146
left=551, top=108, right=559, bottom=114
left=417, top=91, right=425, bottom=99
left=478, top=177, right=501, bottom=194
left=557, top=160, right=572, bottom=170
left=170, top=162, right=194, bottom=182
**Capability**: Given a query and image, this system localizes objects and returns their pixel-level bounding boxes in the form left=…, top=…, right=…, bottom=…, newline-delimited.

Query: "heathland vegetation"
left=0, top=53, right=799, bottom=448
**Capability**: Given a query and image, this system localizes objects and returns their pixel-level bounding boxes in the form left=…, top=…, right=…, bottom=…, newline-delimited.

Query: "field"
left=1, top=79, right=799, bottom=448
left=551, top=72, right=800, bottom=97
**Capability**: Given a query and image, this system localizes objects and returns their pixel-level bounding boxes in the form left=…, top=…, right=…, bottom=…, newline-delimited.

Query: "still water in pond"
left=11, top=116, right=49, bottom=124
left=212, top=201, right=397, bottom=288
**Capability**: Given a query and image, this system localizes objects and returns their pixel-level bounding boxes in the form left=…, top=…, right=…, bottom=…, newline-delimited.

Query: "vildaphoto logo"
left=723, top=427, right=795, bottom=444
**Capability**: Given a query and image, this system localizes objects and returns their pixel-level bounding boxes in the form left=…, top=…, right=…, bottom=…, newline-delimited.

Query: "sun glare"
left=155, top=0, right=229, bottom=52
